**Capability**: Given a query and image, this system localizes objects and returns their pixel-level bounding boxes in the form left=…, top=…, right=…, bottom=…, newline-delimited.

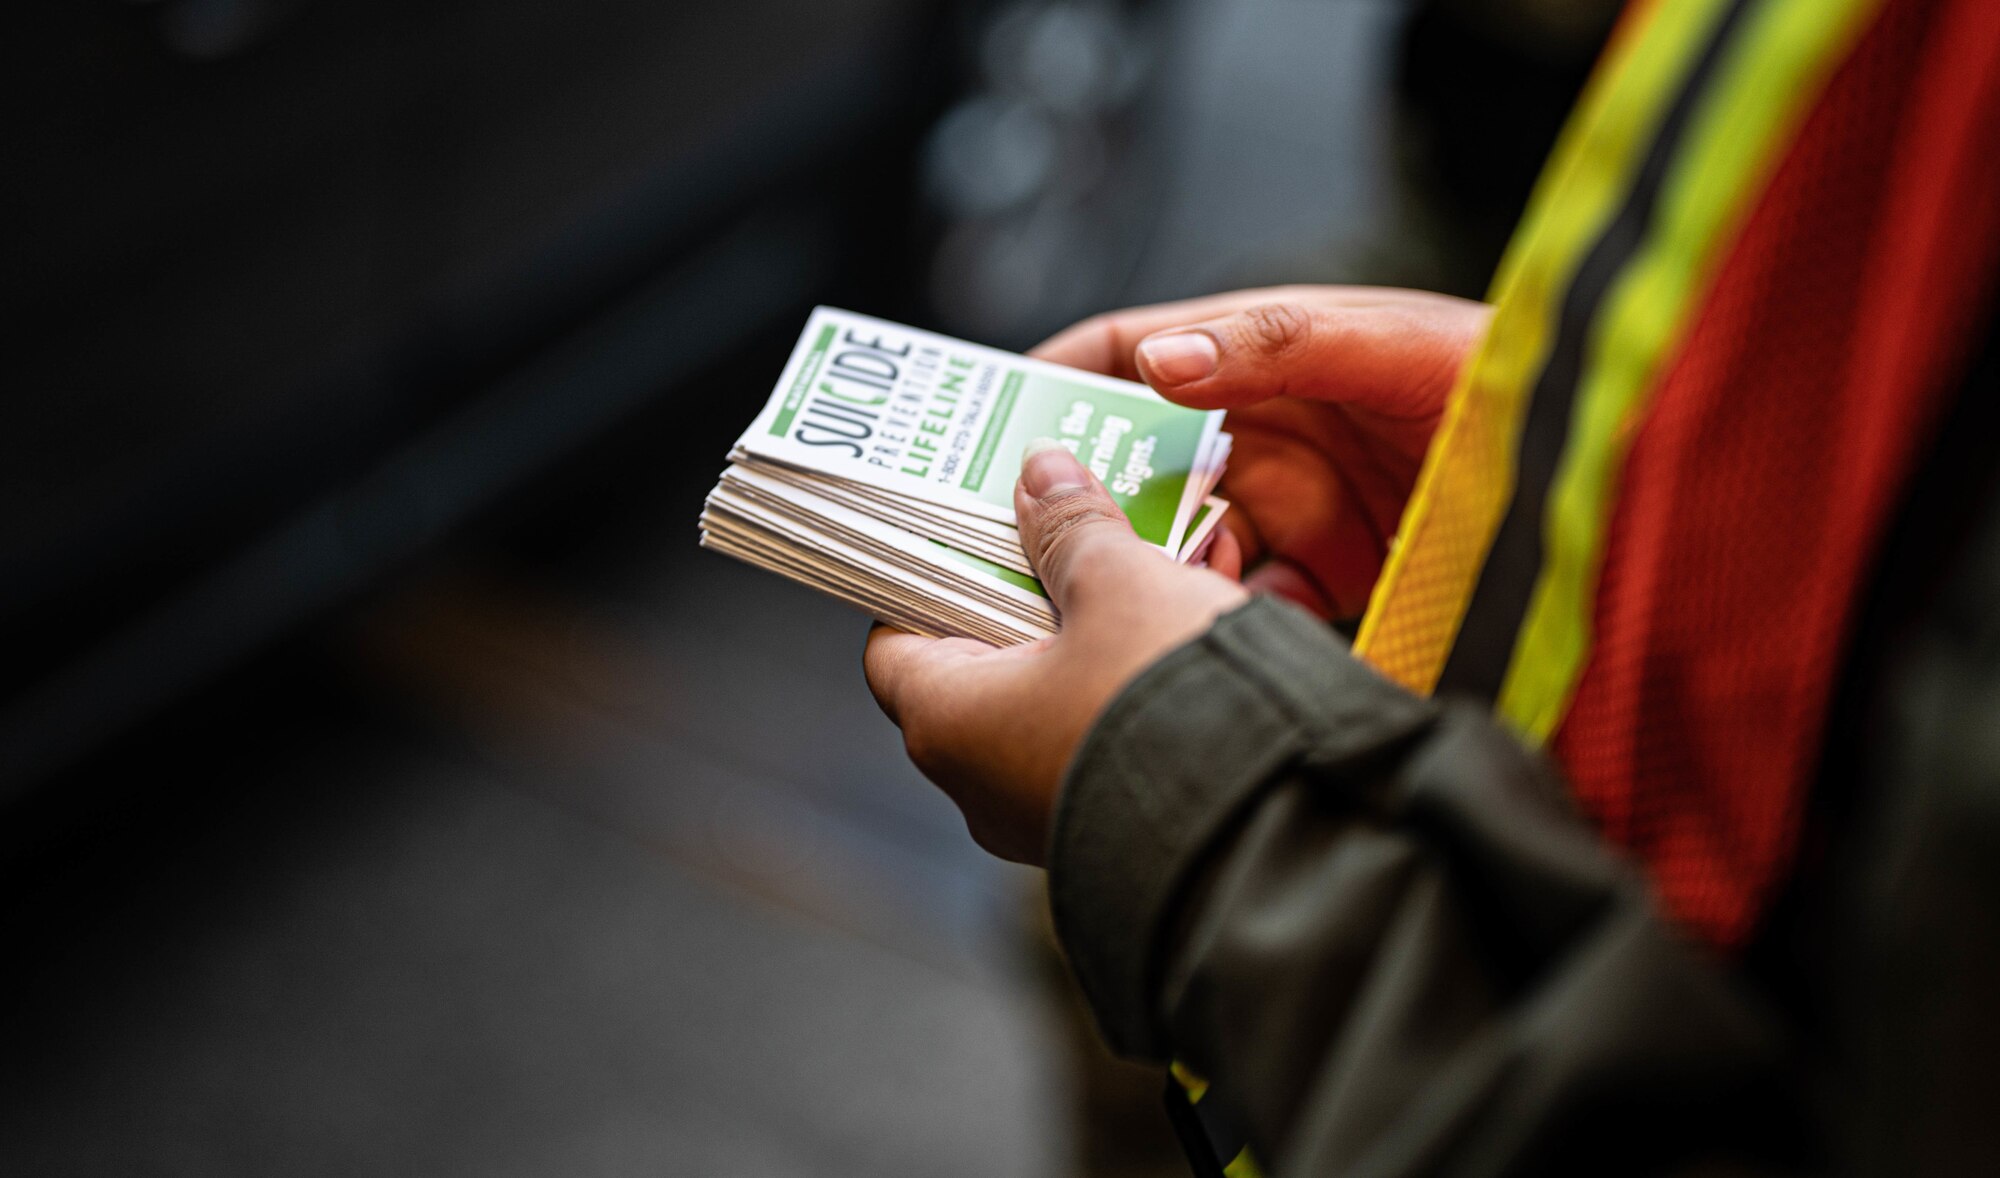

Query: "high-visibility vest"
left=1172, top=0, right=2000, bottom=1172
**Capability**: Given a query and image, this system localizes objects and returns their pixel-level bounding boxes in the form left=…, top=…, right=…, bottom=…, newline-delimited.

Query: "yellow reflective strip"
left=1495, top=0, right=1887, bottom=742
left=1222, top=1146, right=1267, bottom=1178
left=1353, top=0, right=1734, bottom=692
left=1169, top=1060, right=1210, bottom=1105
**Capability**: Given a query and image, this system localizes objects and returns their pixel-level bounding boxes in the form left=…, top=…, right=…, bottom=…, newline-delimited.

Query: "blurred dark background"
left=0, top=1, right=1614, bottom=1173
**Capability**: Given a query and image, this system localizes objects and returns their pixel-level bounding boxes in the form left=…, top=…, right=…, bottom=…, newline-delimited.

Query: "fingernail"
left=1021, top=437, right=1089, bottom=497
left=1138, top=331, right=1219, bottom=385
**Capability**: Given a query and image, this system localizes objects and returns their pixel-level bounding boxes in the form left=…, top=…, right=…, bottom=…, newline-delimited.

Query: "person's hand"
left=1033, top=286, right=1491, bottom=618
left=864, top=441, right=1249, bottom=865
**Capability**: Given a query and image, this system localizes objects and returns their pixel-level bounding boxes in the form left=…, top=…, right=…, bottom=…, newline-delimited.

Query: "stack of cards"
left=700, top=308, right=1230, bottom=645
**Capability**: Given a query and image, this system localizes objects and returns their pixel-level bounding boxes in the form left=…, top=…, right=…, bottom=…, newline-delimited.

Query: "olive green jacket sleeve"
left=1047, top=597, right=1792, bottom=1178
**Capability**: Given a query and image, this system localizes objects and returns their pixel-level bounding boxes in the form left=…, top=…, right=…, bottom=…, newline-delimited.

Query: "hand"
left=864, top=442, right=1249, bottom=865
left=1033, top=286, right=1491, bottom=618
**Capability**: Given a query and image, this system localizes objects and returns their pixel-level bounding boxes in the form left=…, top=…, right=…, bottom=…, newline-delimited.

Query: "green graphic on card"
left=956, top=369, right=1209, bottom=548
left=741, top=308, right=1222, bottom=549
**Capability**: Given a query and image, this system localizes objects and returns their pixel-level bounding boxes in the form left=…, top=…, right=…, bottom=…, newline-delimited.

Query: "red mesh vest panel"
left=1552, top=0, right=2000, bottom=947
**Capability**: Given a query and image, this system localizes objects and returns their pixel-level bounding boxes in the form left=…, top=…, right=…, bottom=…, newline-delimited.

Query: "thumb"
left=1131, top=296, right=1486, bottom=416
left=1014, top=438, right=1157, bottom=618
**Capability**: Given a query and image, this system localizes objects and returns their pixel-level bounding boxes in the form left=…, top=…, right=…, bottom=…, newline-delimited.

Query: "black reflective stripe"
left=1435, top=0, right=1761, bottom=703
left=1162, top=1079, right=1236, bottom=1178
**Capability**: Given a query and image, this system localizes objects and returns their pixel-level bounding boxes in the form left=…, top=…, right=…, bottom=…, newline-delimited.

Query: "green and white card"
left=740, top=307, right=1226, bottom=555
left=704, top=308, right=1233, bottom=645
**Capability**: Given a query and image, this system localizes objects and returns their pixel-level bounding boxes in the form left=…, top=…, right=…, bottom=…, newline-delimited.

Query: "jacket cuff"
left=1046, top=595, right=1437, bottom=1058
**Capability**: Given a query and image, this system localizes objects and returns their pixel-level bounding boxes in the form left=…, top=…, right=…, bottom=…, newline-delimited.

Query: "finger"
left=1244, top=556, right=1337, bottom=619
left=1012, top=438, right=1157, bottom=617
left=1132, top=295, right=1490, bottom=417
left=1029, top=287, right=1352, bottom=378
left=865, top=624, right=1003, bottom=726
left=1216, top=502, right=1267, bottom=572
left=863, top=624, right=936, bottom=726
left=1205, top=527, right=1245, bottom=580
